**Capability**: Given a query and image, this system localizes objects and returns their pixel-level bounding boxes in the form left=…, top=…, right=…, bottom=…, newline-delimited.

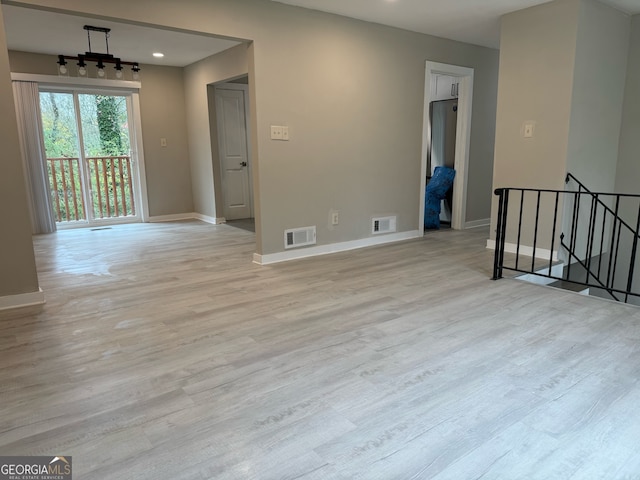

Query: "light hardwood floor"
left=2, top=221, right=640, bottom=479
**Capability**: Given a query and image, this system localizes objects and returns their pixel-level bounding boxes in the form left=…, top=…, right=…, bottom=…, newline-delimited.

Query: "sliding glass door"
left=40, top=89, right=142, bottom=226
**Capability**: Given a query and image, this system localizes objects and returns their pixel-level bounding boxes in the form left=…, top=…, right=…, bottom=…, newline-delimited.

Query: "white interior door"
left=215, top=87, right=252, bottom=220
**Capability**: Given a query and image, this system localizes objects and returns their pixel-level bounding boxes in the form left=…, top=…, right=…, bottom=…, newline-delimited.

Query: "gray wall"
left=491, top=0, right=631, bottom=254
left=493, top=0, right=579, bottom=193
left=183, top=44, right=249, bottom=219
left=137, top=64, right=193, bottom=217
left=566, top=0, right=629, bottom=193
left=616, top=15, right=640, bottom=196
left=7, top=50, right=57, bottom=75
left=7, top=51, right=194, bottom=218
left=0, top=13, right=40, bottom=297
left=491, top=0, right=580, bottom=248
left=612, top=15, right=640, bottom=300
left=247, top=15, right=498, bottom=254
left=6, top=0, right=499, bottom=257
left=564, top=0, right=630, bottom=264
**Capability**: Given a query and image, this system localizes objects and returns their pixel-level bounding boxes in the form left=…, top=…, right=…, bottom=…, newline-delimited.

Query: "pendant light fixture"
left=57, top=25, right=140, bottom=80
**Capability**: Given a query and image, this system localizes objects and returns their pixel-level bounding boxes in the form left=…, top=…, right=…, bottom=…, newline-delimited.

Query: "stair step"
left=548, top=280, right=590, bottom=295
left=515, top=262, right=564, bottom=286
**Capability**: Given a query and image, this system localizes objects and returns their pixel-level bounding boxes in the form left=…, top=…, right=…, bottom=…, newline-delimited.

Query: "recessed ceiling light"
left=152, top=52, right=164, bottom=58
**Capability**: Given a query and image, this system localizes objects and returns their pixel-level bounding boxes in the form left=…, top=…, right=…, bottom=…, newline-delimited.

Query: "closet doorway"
left=420, top=61, right=474, bottom=231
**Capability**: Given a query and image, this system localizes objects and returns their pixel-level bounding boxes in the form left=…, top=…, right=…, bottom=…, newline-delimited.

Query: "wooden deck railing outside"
left=47, top=156, right=135, bottom=223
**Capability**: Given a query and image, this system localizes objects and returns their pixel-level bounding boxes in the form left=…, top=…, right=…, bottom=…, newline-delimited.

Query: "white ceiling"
left=274, top=0, right=640, bottom=48
left=2, top=0, right=639, bottom=62
left=1, top=4, right=241, bottom=67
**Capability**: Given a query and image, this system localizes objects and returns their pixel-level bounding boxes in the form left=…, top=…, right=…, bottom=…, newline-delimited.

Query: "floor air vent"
left=284, top=226, right=316, bottom=249
left=372, top=216, right=396, bottom=235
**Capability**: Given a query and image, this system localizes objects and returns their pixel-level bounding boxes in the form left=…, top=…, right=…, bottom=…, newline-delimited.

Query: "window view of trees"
left=40, top=92, right=85, bottom=221
left=40, top=92, right=78, bottom=158
left=79, top=94, right=130, bottom=157
left=40, top=91, right=135, bottom=222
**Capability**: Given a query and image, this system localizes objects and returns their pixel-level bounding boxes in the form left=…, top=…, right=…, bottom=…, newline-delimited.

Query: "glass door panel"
left=78, top=94, right=136, bottom=220
left=40, top=90, right=140, bottom=226
left=39, top=91, right=86, bottom=223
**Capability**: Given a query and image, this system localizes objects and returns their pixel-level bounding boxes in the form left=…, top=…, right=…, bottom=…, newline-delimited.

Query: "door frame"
left=38, top=84, right=149, bottom=227
left=214, top=82, right=254, bottom=219
left=419, top=62, right=474, bottom=231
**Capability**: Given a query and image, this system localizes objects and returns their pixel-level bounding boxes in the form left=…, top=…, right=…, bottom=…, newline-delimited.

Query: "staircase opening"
left=492, top=173, right=640, bottom=305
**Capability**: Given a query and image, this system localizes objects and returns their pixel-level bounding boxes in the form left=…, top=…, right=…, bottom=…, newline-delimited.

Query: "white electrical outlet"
left=271, top=125, right=283, bottom=140
left=282, top=126, right=289, bottom=141
left=160, top=138, right=167, bottom=147
left=331, top=211, right=339, bottom=225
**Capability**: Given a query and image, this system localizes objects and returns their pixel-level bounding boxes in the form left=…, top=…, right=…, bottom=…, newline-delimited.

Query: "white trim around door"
left=420, top=62, right=474, bottom=232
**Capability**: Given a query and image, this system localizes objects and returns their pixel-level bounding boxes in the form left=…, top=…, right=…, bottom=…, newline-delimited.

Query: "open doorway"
left=428, top=93, right=458, bottom=226
left=420, top=62, right=474, bottom=232
left=212, top=79, right=254, bottom=231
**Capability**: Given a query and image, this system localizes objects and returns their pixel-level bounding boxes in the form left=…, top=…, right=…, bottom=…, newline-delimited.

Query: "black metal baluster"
left=606, top=196, right=620, bottom=291
left=625, top=205, right=640, bottom=303
left=498, top=189, right=510, bottom=279
left=549, top=191, right=560, bottom=277
left=611, top=219, right=622, bottom=300
left=492, top=189, right=505, bottom=280
left=585, top=195, right=596, bottom=283
left=597, top=198, right=607, bottom=280
left=531, top=191, right=541, bottom=273
left=516, top=190, right=524, bottom=271
left=567, top=190, right=580, bottom=281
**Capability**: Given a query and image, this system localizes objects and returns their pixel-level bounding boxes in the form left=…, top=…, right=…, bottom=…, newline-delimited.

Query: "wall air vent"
left=372, top=216, right=397, bottom=235
left=284, top=226, right=316, bottom=249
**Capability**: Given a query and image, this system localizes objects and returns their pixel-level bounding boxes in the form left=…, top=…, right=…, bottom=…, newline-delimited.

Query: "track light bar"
left=57, top=25, right=140, bottom=80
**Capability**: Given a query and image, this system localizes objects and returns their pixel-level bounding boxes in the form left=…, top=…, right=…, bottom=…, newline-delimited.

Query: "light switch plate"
left=523, top=122, right=535, bottom=138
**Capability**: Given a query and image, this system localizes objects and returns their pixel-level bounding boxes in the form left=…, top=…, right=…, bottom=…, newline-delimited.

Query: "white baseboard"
left=486, top=239, right=559, bottom=262
left=149, top=213, right=226, bottom=225
left=465, top=218, right=490, bottom=229
left=148, top=213, right=196, bottom=223
left=0, top=288, right=45, bottom=312
left=193, top=213, right=225, bottom=225
left=254, top=230, right=422, bottom=265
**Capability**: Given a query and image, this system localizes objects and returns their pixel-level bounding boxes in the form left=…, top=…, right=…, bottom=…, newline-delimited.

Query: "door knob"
left=240, top=161, right=247, bottom=167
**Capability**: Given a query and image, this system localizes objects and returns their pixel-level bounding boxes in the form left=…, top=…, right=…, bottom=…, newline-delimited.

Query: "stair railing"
left=492, top=174, right=640, bottom=304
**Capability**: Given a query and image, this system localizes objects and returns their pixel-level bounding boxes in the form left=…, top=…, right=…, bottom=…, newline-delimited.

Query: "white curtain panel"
left=12, top=81, right=56, bottom=234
